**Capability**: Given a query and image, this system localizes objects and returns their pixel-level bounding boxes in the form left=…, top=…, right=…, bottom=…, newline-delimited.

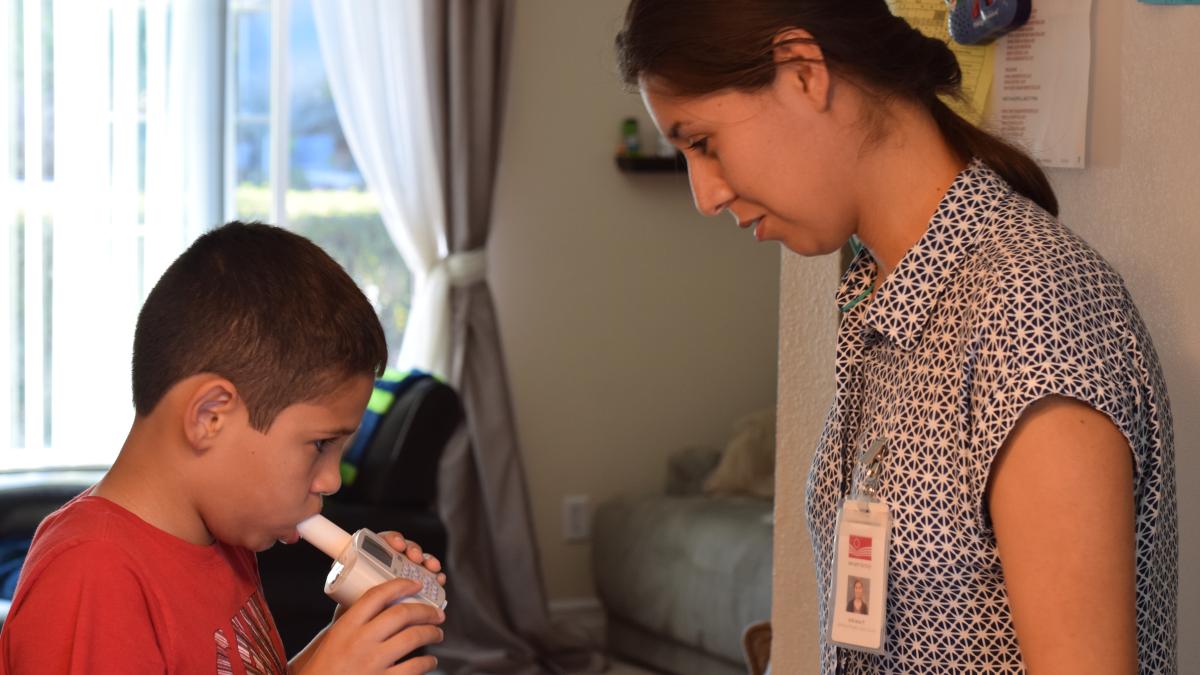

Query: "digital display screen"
left=362, top=535, right=394, bottom=566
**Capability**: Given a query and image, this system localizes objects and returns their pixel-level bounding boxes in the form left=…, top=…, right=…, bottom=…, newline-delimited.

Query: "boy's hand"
left=296, top=578, right=445, bottom=675
left=330, top=532, right=446, bottom=623
left=378, top=531, right=447, bottom=587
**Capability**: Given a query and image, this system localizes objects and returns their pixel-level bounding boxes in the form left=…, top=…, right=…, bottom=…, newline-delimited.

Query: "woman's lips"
left=750, top=217, right=766, bottom=241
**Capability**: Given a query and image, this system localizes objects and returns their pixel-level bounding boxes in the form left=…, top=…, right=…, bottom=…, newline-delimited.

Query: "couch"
left=593, top=445, right=774, bottom=675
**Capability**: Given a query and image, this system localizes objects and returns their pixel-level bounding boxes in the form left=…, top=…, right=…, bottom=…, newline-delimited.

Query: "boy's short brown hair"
left=132, top=222, right=388, bottom=430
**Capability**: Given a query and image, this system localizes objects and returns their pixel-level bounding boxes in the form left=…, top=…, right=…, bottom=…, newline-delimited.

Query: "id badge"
left=827, top=497, right=891, bottom=654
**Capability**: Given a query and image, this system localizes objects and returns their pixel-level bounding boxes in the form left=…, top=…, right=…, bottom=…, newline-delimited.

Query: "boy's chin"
left=249, top=538, right=282, bottom=552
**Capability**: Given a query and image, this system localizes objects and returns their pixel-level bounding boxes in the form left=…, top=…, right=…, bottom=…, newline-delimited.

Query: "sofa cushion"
left=593, top=494, right=773, bottom=667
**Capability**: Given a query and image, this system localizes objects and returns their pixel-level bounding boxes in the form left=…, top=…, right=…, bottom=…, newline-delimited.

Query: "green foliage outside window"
left=235, top=185, right=412, bottom=358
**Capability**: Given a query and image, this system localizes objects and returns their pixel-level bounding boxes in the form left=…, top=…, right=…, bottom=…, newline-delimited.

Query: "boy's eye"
left=313, top=438, right=336, bottom=453
left=686, top=137, right=710, bottom=155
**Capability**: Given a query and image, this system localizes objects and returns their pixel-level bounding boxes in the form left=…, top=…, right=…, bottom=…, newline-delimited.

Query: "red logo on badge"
left=849, top=535, right=872, bottom=561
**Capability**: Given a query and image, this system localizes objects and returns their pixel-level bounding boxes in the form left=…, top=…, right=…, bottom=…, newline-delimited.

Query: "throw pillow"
left=703, top=407, right=776, bottom=499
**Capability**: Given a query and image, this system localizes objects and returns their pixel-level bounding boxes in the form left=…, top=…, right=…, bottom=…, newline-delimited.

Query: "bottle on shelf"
left=619, top=117, right=641, bottom=157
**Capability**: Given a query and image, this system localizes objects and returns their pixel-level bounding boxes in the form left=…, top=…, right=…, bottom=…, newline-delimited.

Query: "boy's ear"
left=772, top=28, right=831, bottom=112
left=184, top=377, right=240, bottom=449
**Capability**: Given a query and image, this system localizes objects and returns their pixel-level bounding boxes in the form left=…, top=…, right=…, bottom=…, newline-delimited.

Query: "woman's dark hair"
left=132, top=221, right=388, bottom=430
left=616, top=0, right=1057, bottom=216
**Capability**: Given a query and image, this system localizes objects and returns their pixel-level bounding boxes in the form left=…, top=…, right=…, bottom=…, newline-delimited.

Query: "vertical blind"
left=2, top=0, right=220, bottom=469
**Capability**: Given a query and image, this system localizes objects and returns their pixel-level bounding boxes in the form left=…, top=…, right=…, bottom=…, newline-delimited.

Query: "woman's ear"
left=184, top=377, right=240, bottom=450
left=772, top=28, right=831, bottom=112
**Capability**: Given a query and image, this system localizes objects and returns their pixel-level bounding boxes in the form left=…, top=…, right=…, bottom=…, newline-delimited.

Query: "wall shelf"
left=614, top=153, right=686, bottom=174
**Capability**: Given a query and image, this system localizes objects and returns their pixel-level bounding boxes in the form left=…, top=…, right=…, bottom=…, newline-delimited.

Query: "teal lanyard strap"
left=840, top=236, right=874, bottom=313
left=839, top=284, right=874, bottom=313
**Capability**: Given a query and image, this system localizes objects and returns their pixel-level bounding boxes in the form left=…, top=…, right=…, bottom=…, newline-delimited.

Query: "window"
left=227, top=0, right=412, bottom=354
left=1, top=0, right=411, bottom=471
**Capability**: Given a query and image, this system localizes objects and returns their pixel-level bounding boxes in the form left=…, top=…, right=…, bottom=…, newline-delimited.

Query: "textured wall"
left=773, top=251, right=839, bottom=673
left=490, top=0, right=781, bottom=602
left=772, top=1, right=1200, bottom=672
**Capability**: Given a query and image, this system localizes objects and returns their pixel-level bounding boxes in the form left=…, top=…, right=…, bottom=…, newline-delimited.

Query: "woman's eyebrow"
left=668, top=121, right=689, bottom=140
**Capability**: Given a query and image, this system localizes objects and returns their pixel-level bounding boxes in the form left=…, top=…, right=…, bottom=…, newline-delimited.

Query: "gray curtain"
left=424, top=2, right=602, bottom=673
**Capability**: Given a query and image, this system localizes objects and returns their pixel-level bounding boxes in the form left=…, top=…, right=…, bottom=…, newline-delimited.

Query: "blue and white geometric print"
left=805, top=160, right=1177, bottom=673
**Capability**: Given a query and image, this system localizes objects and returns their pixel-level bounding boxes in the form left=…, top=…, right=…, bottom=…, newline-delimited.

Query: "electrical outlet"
left=561, top=494, right=591, bottom=542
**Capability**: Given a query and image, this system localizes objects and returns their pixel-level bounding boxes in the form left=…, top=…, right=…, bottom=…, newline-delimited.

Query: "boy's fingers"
left=380, top=625, right=445, bottom=664
left=343, top=578, right=423, bottom=624
left=379, top=531, right=441, bottom=575
left=364, top=603, right=444, bottom=644
left=437, top=572, right=447, bottom=586
left=384, top=654, right=440, bottom=675
left=381, top=531, right=407, bottom=551
left=379, top=600, right=445, bottom=629
left=421, top=554, right=443, bottom=574
left=404, top=542, right=425, bottom=563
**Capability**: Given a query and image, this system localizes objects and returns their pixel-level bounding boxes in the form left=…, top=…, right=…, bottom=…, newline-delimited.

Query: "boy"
left=0, top=222, right=446, bottom=674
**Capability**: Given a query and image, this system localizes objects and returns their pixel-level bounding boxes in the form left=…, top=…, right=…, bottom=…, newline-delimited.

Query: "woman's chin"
left=779, top=238, right=829, bottom=257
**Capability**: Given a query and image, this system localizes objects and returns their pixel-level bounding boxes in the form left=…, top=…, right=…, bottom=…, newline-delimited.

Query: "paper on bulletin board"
left=984, top=0, right=1093, bottom=169
left=888, top=0, right=996, bottom=125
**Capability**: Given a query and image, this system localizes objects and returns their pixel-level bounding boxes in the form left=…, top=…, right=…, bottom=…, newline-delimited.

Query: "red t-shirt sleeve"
left=2, top=540, right=167, bottom=674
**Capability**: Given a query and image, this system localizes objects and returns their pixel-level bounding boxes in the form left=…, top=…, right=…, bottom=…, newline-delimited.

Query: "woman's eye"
left=313, top=439, right=334, bottom=452
left=687, top=137, right=709, bottom=155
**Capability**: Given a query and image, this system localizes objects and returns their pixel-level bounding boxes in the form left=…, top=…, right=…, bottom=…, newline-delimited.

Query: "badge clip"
left=852, top=436, right=889, bottom=509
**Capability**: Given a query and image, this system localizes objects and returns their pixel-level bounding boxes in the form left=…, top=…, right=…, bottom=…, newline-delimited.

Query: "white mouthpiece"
left=296, top=515, right=351, bottom=559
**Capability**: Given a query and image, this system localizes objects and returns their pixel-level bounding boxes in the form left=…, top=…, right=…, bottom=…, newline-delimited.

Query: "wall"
left=772, top=1, right=1200, bottom=672
left=489, top=0, right=782, bottom=602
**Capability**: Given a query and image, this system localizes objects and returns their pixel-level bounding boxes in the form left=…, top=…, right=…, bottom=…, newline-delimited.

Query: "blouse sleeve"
left=964, top=245, right=1151, bottom=536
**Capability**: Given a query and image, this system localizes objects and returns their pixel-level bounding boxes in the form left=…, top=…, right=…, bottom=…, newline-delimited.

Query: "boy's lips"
left=281, top=509, right=324, bottom=545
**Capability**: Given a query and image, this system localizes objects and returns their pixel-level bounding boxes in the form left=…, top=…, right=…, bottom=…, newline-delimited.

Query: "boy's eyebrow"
left=668, top=121, right=686, bottom=140
left=317, top=426, right=359, bottom=438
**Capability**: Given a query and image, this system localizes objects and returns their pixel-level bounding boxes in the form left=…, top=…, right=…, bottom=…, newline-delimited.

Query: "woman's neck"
left=853, top=101, right=966, bottom=285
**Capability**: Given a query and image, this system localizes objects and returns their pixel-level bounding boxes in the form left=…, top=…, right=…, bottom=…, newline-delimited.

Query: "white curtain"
left=312, top=3, right=601, bottom=671
left=310, top=0, right=457, bottom=379
left=0, top=0, right=220, bottom=468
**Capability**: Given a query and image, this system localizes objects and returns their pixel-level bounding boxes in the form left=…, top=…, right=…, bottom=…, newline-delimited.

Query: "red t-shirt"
left=0, top=493, right=287, bottom=674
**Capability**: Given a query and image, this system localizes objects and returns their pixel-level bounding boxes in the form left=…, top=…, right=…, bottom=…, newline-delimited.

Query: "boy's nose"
left=688, top=159, right=735, bottom=217
left=312, top=458, right=343, bottom=498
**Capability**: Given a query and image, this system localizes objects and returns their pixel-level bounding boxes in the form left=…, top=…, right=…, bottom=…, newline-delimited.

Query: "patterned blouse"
left=805, top=160, right=1177, bottom=673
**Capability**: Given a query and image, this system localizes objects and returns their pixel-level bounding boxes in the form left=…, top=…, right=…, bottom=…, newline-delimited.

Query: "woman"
left=616, top=1, right=1176, bottom=673
left=847, top=578, right=868, bottom=616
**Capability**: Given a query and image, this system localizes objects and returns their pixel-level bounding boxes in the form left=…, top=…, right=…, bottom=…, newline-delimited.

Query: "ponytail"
left=929, top=98, right=1058, bottom=216
left=901, top=23, right=1060, bottom=216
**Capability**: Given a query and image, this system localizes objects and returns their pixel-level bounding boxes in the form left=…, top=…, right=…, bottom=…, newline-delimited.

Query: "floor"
left=602, top=660, right=661, bottom=675
left=429, top=601, right=668, bottom=675
left=435, top=658, right=661, bottom=675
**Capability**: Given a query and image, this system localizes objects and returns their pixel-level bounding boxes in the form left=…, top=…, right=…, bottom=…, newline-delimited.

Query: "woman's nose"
left=688, top=159, right=735, bottom=217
